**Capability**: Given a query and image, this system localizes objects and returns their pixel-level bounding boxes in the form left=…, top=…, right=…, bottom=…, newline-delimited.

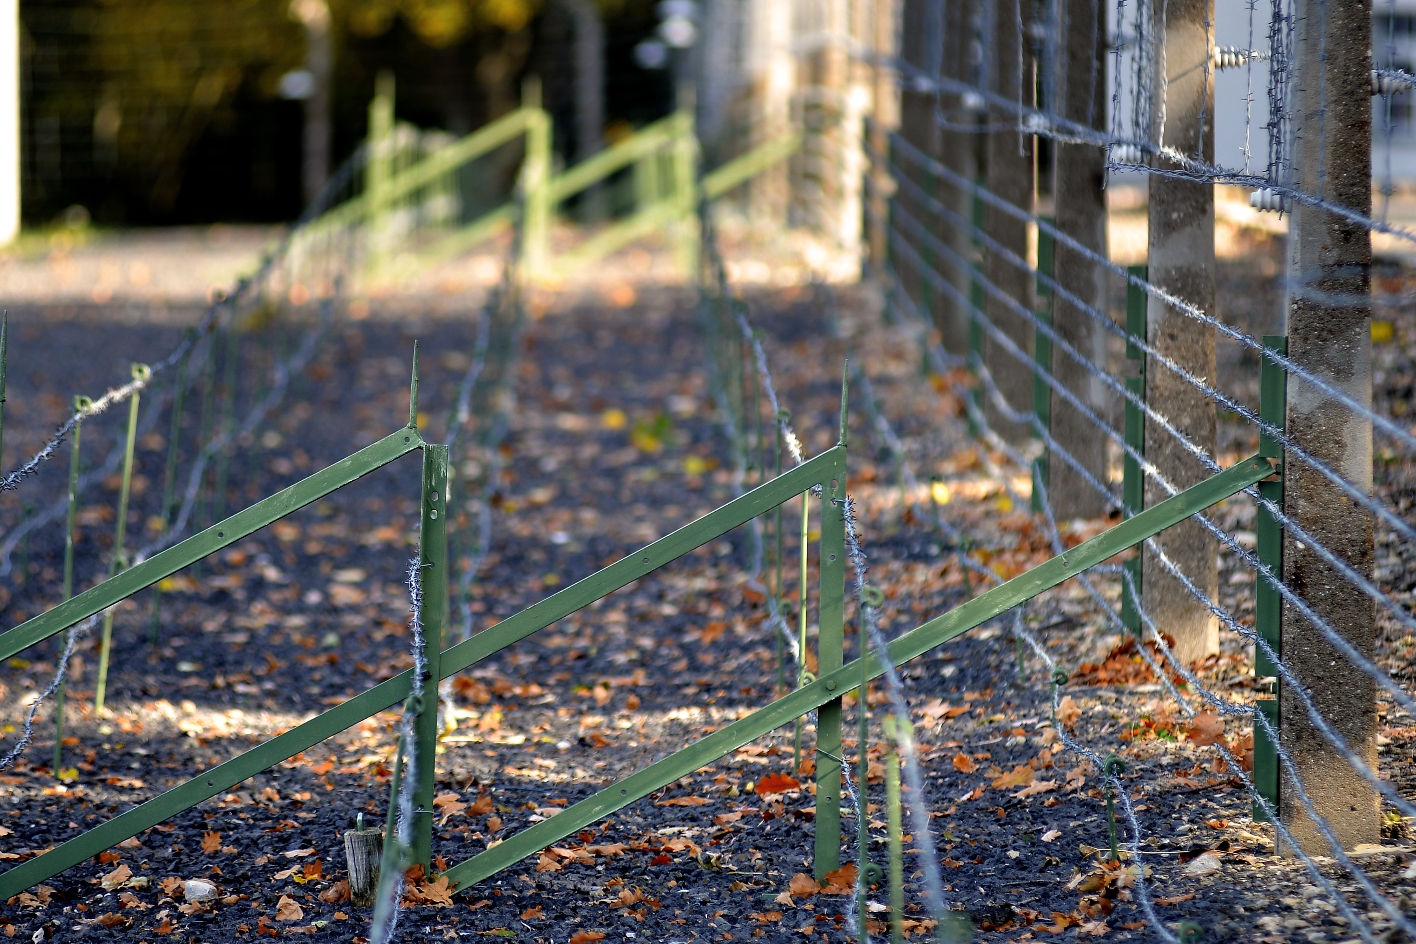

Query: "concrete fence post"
left=1142, top=0, right=1218, bottom=664
left=1278, top=0, right=1378, bottom=853
left=982, top=0, right=1035, bottom=445
left=1047, top=0, right=1109, bottom=519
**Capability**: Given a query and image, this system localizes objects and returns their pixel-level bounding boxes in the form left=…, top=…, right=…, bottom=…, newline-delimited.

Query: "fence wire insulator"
left=1110, top=143, right=1145, bottom=165
left=1372, top=69, right=1416, bottom=96
left=1211, top=46, right=1269, bottom=70
left=1250, top=187, right=1286, bottom=212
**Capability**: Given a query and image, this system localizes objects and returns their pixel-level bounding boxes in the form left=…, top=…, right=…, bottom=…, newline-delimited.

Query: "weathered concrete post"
left=1047, top=0, right=1109, bottom=518
left=983, top=0, right=1034, bottom=444
left=1279, top=0, right=1378, bottom=853
left=935, top=0, right=978, bottom=356
left=1143, top=0, right=1218, bottom=663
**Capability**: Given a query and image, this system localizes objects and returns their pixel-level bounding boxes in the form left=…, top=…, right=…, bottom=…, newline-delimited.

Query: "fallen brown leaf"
left=821, top=862, right=858, bottom=895
left=568, top=932, right=606, bottom=944
left=99, top=864, right=132, bottom=891
left=655, top=796, right=711, bottom=807
left=275, top=895, right=304, bottom=922
left=756, top=772, right=802, bottom=795
left=319, top=880, right=350, bottom=903
left=952, top=753, right=977, bottom=774
left=787, top=873, right=821, bottom=898
left=201, top=831, right=222, bottom=854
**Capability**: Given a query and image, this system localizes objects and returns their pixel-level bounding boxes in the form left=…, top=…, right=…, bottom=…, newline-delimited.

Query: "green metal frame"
left=438, top=453, right=1276, bottom=892
left=1252, top=335, right=1286, bottom=820
left=0, top=371, right=1275, bottom=899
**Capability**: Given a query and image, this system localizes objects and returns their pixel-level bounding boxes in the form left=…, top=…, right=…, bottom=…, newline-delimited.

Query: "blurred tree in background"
left=21, top=0, right=667, bottom=227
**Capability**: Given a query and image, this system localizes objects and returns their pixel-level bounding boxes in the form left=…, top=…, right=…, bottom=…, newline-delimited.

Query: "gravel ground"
left=0, top=231, right=1412, bottom=943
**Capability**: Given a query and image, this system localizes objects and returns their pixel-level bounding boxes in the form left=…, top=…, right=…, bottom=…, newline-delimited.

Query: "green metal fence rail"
left=0, top=405, right=1274, bottom=897
left=303, top=86, right=800, bottom=287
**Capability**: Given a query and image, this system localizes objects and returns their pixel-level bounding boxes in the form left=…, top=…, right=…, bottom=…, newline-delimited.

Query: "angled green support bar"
left=0, top=428, right=425, bottom=666
left=557, top=201, right=683, bottom=274
left=547, top=115, right=679, bottom=205
left=436, top=449, right=842, bottom=679
left=701, top=132, right=801, bottom=201
left=0, top=448, right=841, bottom=897
left=0, top=670, right=415, bottom=899
left=441, top=453, right=1277, bottom=893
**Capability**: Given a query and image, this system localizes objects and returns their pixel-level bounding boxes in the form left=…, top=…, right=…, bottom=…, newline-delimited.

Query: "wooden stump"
left=343, top=826, right=383, bottom=907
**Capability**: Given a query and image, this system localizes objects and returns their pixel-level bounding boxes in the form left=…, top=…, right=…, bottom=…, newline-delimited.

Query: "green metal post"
left=1253, top=335, right=1286, bottom=821
left=1121, top=264, right=1147, bottom=635
left=151, top=336, right=192, bottom=646
left=774, top=416, right=786, bottom=694
left=672, top=90, right=699, bottom=279
left=812, top=381, right=847, bottom=878
left=1030, top=218, right=1055, bottom=513
left=521, top=78, right=551, bottom=279
left=95, top=365, right=148, bottom=714
left=53, top=395, right=89, bottom=775
left=367, top=70, right=395, bottom=275
left=856, top=608, right=871, bottom=940
left=885, top=737, right=904, bottom=944
left=411, top=343, right=448, bottom=876
left=411, top=444, right=448, bottom=869
left=213, top=327, right=240, bottom=524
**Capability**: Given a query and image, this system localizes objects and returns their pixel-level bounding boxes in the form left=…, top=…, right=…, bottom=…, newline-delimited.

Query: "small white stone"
left=184, top=879, right=218, bottom=902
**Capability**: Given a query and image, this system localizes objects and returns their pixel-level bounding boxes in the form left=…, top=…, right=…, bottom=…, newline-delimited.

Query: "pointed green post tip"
left=838, top=360, right=850, bottom=448
left=408, top=341, right=420, bottom=429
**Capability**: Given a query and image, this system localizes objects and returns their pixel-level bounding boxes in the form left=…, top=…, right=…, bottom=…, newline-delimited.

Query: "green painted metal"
left=548, top=115, right=680, bottom=205
left=0, top=448, right=842, bottom=897
left=438, top=453, right=1276, bottom=893
left=412, top=443, right=449, bottom=869
left=95, top=363, right=149, bottom=714
left=556, top=201, right=681, bottom=274
left=53, top=395, right=89, bottom=776
left=0, top=669, right=416, bottom=899
left=521, top=80, right=552, bottom=278
left=1253, top=697, right=1280, bottom=822
left=0, top=427, right=425, bottom=666
left=814, top=447, right=847, bottom=878
left=1125, top=264, right=1148, bottom=362
left=1030, top=217, right=1055, bottom=514
left=884, top=734, right=904, bottom=944
left=1253, top=334, right=1286, bottom=821
left=700, top=133, right=801, bottom=201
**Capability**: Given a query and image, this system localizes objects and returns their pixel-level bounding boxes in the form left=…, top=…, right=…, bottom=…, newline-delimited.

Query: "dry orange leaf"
left=319, top=880, right=350, bottom=903
left=569, top=932, right=606, bottom=944
left=755, top=772, right=802, bottom=796
left=788, top=873, right=821, bottom=898
left=521, top=906, right=543, bottom=920
left=469, top=793, right=494, bottom=815
left=275, top=895, right=304, bottom=922
left=991, top=765, right=1035, bottom=790
left=1185, top=710, right=1226, bottom=747
left=98, top=863, right=132, bottom=891
left=951, top=753, right=976, bottom=774
left=750, top=911, right=784, bottom=923
left=1056, top=696, right=1082, bottom=730
left=655, top=796, right=711, bottom=807
left=1014, top=779, right=1058, bottom=799
left=821, top=862, right=858, bottom=895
